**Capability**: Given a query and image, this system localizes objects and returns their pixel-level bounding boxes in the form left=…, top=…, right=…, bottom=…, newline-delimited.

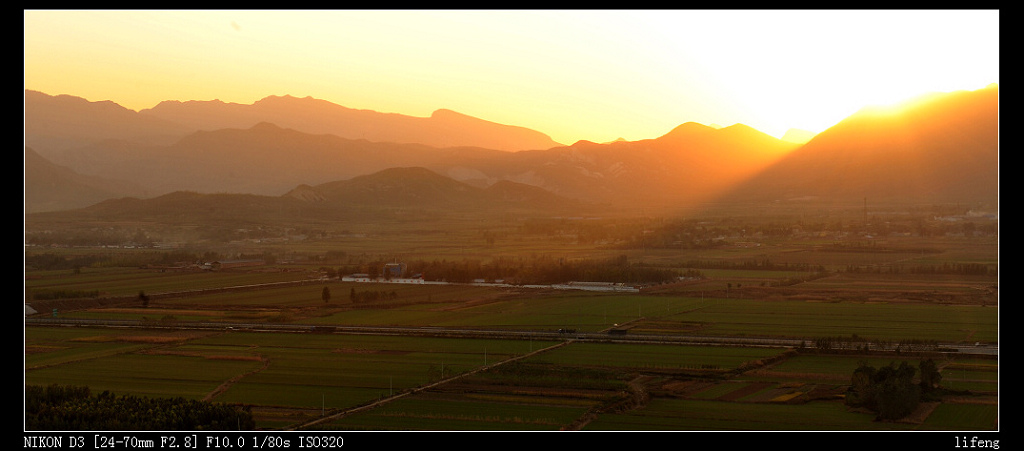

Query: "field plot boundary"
left=203, top=355, right=271, bottom=402
left=286, top=339, right=574, bottom=430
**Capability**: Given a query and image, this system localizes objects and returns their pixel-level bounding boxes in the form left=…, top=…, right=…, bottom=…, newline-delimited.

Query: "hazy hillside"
left=719, top=84, right=999, bottom=206
left=289, top=167, right=587, bottom=214
left=27, top=167, right=589, bottom=228
left=38, top=122, right=479, bottom=196
left=24, top=147, right=151, bottom=213
left=33, top=117, right=798, bottom=211
left=426, top=122, right=800, bottom=210
left=138, top=94, right=563, bottom=151
left=41, top=190, right=315, bottom=227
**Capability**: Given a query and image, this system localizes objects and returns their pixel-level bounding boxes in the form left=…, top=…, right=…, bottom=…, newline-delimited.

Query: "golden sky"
left=24, top=10, right=999, bottom=145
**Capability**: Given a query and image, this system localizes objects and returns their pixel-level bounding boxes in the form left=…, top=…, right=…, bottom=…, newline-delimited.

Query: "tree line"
left=26, top=384, right=255, bottom=431
left=811, top=335, right=941, bottom=353
left=623, top=212, right=997, bottom=251
left=331, top=255, right=679, bottom=285
left=844, top=262, right=993, bottom=276
left=681, top=258, right=826, bottom=273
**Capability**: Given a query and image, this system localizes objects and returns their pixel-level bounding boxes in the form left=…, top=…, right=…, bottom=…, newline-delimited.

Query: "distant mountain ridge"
left=25, top=90, right=563, bottom=156
left=137, top=94, right=563, bottom=151
left=24, top=90, right=191, bottom=153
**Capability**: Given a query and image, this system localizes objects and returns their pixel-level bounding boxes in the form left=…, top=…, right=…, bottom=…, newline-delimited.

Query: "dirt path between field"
left=284, top=339, right=575, bottom=431
left=562, top=375, right=652, bottom=431
left=898, top=401, right=941, bottom=424
left=203, top=354, right=270, bottom=402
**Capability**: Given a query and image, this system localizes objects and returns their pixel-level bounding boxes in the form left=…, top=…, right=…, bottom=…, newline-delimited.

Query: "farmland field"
left=24, top=216, right=998, bottom=432
left=582, top=397, right=902, bottom=431
left=527, top=342, right=783, bottom=370
left=921, top=403, right=999, bottom=430
left=319, top=392, right=596, bottom=431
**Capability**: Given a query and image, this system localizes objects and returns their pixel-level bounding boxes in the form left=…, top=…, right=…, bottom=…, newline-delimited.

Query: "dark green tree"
left=848, top=362, right=877, bottom=410
left=26, top=384, right=255, bottom=430
left=846, top=361, right=921, bottom=421
left=919, top=358, right=942, bottom=392
left=874, top=361, right=920, bottom=420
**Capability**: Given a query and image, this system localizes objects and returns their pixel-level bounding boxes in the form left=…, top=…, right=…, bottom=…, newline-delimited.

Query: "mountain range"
left=25, top=90, right=562, bottom=154
left=23, top=84, right=998, bottom=219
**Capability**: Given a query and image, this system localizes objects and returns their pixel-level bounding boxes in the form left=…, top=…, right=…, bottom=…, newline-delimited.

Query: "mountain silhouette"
left=719, top=84, right=998, bottom=206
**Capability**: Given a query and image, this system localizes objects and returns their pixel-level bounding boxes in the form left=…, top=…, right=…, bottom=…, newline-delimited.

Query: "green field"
left=921, top=403, right=998, bottom=430
left=319, top=393, right=595, bottom=431
left=24, top=223, right=998, bottom=431
left=528, top=342, right=782, bottom=370
left=26, top=266, right=313, bottom=299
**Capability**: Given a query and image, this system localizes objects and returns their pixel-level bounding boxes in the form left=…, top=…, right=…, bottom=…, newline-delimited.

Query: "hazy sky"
left=24, top=9, right=999, bottom=145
